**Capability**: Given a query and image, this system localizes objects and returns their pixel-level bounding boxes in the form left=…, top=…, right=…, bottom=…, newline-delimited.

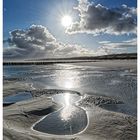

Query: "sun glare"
left=65, top=93, right=70, bottom=106
left=61, top=15, right=72, bottom=27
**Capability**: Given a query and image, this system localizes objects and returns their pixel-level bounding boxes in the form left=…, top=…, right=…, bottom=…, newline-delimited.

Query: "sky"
left=3, top=0, right=137, bottom=60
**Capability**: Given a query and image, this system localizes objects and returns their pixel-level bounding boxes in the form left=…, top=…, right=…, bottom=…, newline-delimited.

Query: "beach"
left=3, top=59, right=137, bottom=140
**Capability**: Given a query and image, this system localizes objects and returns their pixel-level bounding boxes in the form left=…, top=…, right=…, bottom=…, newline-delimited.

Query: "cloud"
left=4, top=25, right=93, bottom=60
left=96, top=38, right=137, bottom=55
left=66, top=1, right=137, bottom=35
left=99, top=38, right=136, bottom=48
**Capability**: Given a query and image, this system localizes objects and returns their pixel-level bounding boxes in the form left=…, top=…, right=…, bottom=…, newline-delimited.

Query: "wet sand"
left=3, top=93, right=136, bottom=140
left=3, top=60, right=137, bottom=140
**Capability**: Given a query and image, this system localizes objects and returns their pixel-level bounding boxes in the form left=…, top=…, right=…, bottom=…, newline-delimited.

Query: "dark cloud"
left=4, top=25, right=92, bottom=60
left=66, top=1, right=137, bottom=35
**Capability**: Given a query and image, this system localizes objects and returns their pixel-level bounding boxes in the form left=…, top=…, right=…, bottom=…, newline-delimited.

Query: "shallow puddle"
left=52, top=93, right=81, bottom=105
left=32, top=93, right=88, bottom=135
left=3, top=92, right=32, bottom=105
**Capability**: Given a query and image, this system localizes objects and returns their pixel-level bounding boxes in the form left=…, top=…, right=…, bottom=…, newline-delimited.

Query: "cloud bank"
left=66, top=0, right=137, bottom=35
left=4, top=25, right=93, bottom=60
left=96, top=38, right=137, bottom=55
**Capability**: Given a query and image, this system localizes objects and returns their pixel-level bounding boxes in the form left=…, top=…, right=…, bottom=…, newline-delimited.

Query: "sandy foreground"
left=3, top=60, right=137, bottom=140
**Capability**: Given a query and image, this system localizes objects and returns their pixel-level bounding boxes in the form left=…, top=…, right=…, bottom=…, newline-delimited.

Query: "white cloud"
left=66, top=0, right=137, bottom=35
left=4, top=25, right=94, bottom=60
left=99, top=38, right=137, bottom=48
left=96, top=38, right=137, bottom=55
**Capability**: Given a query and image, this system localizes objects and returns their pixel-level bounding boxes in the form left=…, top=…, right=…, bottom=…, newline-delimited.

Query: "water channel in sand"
left=32, top=93, right=88, bottom=135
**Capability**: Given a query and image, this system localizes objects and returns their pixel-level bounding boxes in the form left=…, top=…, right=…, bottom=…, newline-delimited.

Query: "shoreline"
left=3, top=58, right=137, bottom=65
left=3, top=59, right=137, bottom=140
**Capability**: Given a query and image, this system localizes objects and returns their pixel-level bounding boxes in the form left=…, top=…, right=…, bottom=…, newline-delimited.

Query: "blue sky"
left=3, top=0, right=137, bottom=59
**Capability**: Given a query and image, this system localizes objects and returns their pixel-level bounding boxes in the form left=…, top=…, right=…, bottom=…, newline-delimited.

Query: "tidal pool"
left=32, top=93, right=88, bottom=135
left=4, top=64, right=137, bottom=115
left=3, top=92, right=33, bottom=105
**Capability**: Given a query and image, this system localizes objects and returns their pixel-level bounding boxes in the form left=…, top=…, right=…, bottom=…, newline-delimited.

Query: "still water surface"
left=4, top=62, right=137, bottom=116
left=32, top=93, right=88, bottom=135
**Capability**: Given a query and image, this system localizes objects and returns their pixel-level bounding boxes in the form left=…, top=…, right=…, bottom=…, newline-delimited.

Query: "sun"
left=61, top=15, right=72, bottom=27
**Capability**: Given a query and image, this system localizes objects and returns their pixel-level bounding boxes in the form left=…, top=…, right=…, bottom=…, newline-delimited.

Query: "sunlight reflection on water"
left=4, top=63, right=137, bottom=117
left=64, top=93, right=70, bottom=106
left=32, top=93, right=87, bottom=135
left=61, top=106, right=75, bottom=121
left=52, top=93, right=81, bottom=106
left=55, top=70, right=80, bottom=89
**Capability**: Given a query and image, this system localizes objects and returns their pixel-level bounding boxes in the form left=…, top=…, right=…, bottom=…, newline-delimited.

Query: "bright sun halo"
left=61, top=15, right=72, bottom=27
